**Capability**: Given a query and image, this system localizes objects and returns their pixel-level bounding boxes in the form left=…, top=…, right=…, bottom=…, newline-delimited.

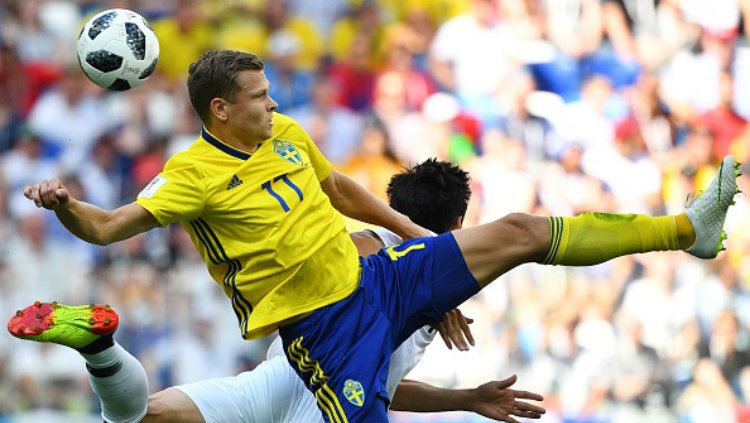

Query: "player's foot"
left=685, top=155, right=742, bottom=259
left=7, top=301, right=118, bottom=350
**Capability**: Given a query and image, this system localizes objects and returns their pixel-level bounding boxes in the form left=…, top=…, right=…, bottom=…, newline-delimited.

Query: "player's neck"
left=204, top=126, right=262, bottom=155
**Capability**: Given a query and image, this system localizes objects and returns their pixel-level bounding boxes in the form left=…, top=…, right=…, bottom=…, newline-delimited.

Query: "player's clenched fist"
left=24, top=179, right=71, bottom=210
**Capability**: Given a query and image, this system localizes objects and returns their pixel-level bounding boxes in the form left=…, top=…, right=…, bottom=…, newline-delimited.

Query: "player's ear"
left=210, top=98, right=229, bottom=122
left=453, top=216, right=463, bottom=230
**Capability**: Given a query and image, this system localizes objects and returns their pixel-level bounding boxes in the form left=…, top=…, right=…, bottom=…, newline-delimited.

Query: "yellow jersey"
left=136, top=113, right=360, bottom=339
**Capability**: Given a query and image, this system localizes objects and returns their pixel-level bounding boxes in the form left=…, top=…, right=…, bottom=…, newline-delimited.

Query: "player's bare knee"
left=141, top=391, right=174, bottom=423
left=142, top=388, right=205, bottom=423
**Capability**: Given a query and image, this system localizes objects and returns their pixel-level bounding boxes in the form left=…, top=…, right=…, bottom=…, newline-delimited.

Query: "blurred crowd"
left=1, top=0, right=750, bottom=422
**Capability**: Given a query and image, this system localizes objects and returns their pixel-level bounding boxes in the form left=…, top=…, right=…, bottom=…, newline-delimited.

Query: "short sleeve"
left=304, top=132, right=333, bottom=182
left=282, top=115, right=333, bottom=181
left=135, top=154, right=206, bottom=226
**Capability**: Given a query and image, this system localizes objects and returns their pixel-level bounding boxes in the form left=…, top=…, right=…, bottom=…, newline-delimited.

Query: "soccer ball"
left=76, top=8, right=159, bottom=91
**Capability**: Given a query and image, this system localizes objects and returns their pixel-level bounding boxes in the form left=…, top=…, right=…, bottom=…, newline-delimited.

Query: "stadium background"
left=1, top=0, right=750, bottom=422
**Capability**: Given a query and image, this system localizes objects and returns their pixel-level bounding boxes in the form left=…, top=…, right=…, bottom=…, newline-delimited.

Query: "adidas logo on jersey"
left=226, top=175, right=243, bottom=190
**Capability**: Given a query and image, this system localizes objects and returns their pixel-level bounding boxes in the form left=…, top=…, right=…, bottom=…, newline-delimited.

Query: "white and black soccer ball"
left=76, top=8, right=159, bottom=91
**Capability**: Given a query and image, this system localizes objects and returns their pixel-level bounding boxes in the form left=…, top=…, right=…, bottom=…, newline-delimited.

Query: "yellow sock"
left=542, top=212, right=683, bottom=266
left=675, top=213, right=696, bottom=250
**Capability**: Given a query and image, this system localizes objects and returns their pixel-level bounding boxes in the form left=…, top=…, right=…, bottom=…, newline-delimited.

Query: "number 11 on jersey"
left=262, top=174, right=304, bottom=212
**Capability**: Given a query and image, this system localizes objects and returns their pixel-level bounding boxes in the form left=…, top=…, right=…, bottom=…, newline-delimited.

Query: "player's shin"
left=83, top=343, right=149, bottom=423
left=7, top=302, right=149, bottom=423
left=541, top=212, right=688, bottom=266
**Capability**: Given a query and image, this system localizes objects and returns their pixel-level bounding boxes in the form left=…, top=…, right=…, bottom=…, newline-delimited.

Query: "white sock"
left=81, top=342, right=149, bottom=423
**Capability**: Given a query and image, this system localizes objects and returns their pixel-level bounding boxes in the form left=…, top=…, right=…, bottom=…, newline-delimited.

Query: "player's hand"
left=24, top=179, right=71, bottom=210
left=435, top=309, right=475, bottom=351
left=471, top=375, right=545, bottom=423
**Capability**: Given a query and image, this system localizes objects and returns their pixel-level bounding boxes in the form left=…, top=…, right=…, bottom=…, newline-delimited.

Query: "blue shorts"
left=279, top=233, right=480, bottom=423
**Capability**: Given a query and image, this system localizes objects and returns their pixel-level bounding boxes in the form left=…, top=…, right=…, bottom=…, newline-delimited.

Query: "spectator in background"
left=391, top=0, right=441, bottom=72
left=129, top=136, right=167, bottom=198
left=556, top=304, right=614, bottom=422
left=660, top=28, right=734, bottom=117
left=263, top=31, right=314, bottom=112
left=338, top=118, right=402, bottom=201
left=287, top=0, right=349, bottom=39
left=601, top=0, right=690, bottom=74
left=0, top=42, right=61, bottom=120
left=556, top=75, right=615, bottom=152
left=609, top=314, right=667, bottom=422
left=582, top=114, right=662, bottom=213
left=151, top=0, right=214, bottom=81
left=529, top=0, right=602, bottom=102
left=678, top=358, right=738, bottom=423
left=217, top=0, right=328, bottom=73
left=214, top=0, right=324, bottom=73
left=618, top=255, right=678, bottom=353
left=681, top=126, right=719, bottom=187
left=629, top=73, right=675, bottom=155
left=372, top=70, right=435, bottom=164
left=699, top=71, right=748, bottom=160
left=420, top=92, right=478, bottom=164
left=168, top=314, right=236, bottom=386
left=287, top=75, right=363, bottom=165
left=700, top=310, right=750, bottom=396
left=468, top=129, right=536, bottom=223
left=0, top=40, right=63, bottom=153
left=695, top=256, right=749, bottom=340
left=380, top=0, right=471, bottom=28
left=260, top=0, right=324, bottom=71
left=328, top=32, right=378, bottom=111
left=497, top=72, right=565, bottom=163
left=329, top=2, right=384, bottom=64
left=377, top=23, right=436, bottom=112
left=429, top=0, right=524, bottom=124
left=0, top=0, right=74, bottom=65
left=0, top=127, right=58, bottom=219
left=537, top=143, right=612, bottom=216
left=76, top=133, right=126, bottom=210
left=5, top=208, right=90, bottom=306
left=27, top=66, right=113, bottom=172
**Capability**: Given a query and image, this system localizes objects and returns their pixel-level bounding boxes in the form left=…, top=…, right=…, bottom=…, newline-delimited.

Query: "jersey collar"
left=201, top=127, right=251, bottom=160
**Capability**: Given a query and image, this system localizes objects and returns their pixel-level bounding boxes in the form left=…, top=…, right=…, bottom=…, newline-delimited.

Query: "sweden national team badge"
left=273, top=140, right=303, bottom=166
left=343, top=379, right=365, bottom=407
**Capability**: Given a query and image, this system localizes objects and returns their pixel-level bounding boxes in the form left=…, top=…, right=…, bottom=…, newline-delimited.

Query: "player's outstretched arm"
left=390, top=376, right=545, bottom=423
left=321, top=170, right=431, bottom=240
left=24, top=179, right=159, bottom=245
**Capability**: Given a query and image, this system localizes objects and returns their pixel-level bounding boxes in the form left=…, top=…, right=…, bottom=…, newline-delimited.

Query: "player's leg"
left=454, top=155, right=741, bottom=286
left=152, top=356, right=318, bottom=423
left=142, top=388, right=205, bottom=423
left=7, top=302, right=149, bottom=423
left=279, top=283, right=394, bottom=423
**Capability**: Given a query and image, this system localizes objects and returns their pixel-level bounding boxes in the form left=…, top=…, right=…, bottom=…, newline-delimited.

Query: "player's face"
left=226, top=70, right=278, bottom=143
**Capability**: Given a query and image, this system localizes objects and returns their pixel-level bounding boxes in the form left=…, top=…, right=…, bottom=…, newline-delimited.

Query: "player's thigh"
left=452, top=213, right=549, bottom=287
left=280, top=294, right=393, bottom=423
left=142, top=388, right=205, bottom=423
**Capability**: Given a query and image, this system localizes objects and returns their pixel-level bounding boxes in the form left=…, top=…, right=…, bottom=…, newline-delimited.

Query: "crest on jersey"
left=273, top=140, right=303, bottom=166
left=343, top=379, right=365, bottom=407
